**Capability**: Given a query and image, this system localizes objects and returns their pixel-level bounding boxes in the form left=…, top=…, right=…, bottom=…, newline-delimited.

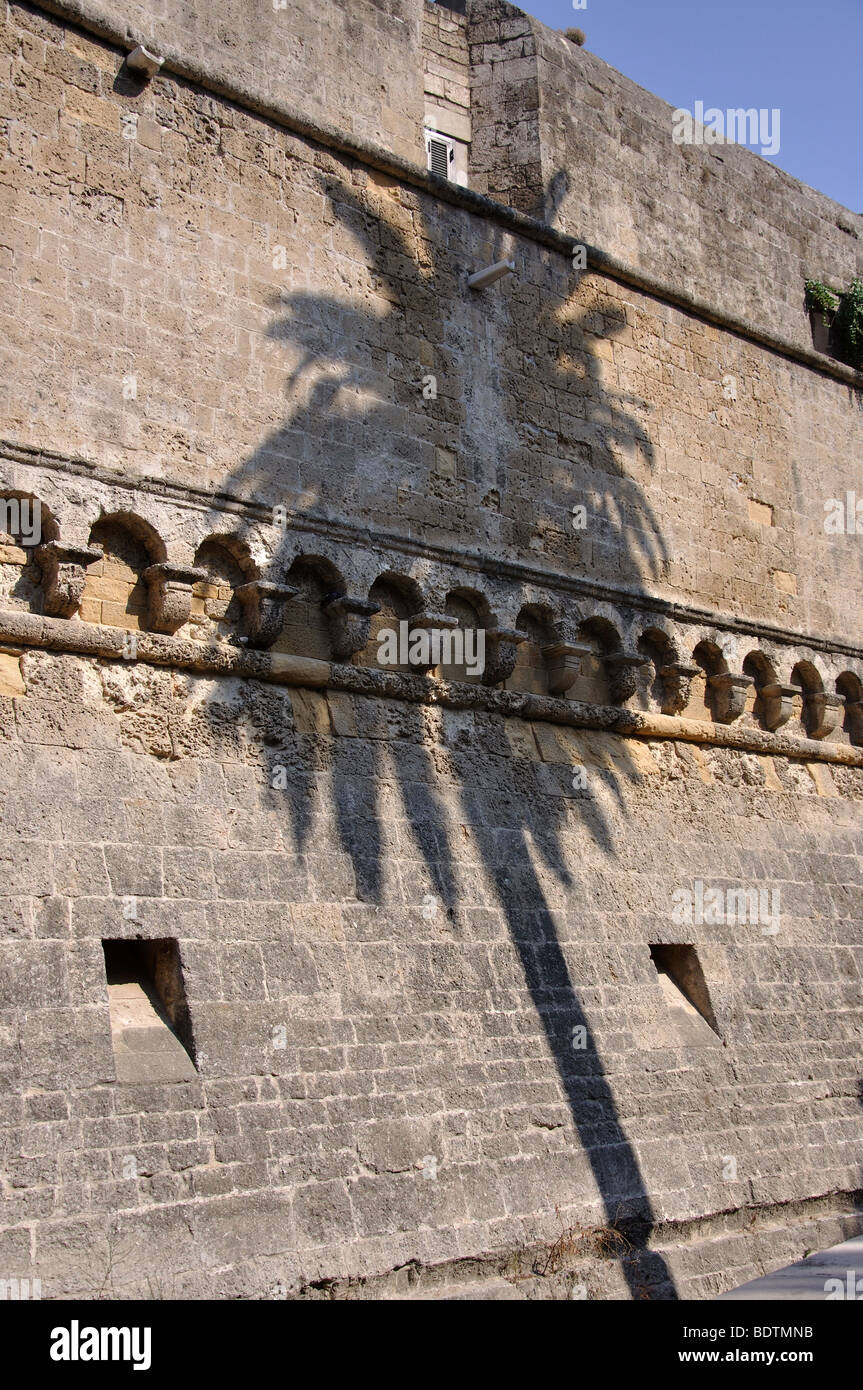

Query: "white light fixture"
left=467, top=259, right=516, bottom=290
left=126, top=44, right=164, bottom=78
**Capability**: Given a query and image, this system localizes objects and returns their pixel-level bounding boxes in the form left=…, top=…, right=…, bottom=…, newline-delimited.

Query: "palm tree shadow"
left=210, top=167, right=677, bottom=1297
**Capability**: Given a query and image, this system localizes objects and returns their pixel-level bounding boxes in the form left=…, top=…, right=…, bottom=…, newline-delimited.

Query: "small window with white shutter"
left=425, top=130, right=455, bottom=181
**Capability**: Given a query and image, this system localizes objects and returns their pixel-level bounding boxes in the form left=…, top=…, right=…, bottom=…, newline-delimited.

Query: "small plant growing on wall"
left=805, top=277, right=863, bottom=369
left=833, top=278, right=863, bottom=370
left=804, top=279, right=839, bottom=324
left=564, top=27, right=586, bottom=45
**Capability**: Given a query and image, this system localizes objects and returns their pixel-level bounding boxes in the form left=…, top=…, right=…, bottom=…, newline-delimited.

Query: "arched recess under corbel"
left=0, top=492, right=61, bottom=614
left=356, top=571, right=425, bottom=672
left=268, top=553, right=348, bottom=661
left=84, top=512, right=168, bottom=632
left=190, top=534, right=257, bottom=644
left=836, top=672, right=863, bottom=745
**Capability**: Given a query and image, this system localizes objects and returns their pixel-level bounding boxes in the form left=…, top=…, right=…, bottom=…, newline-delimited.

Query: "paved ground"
left=717, top=1236, right=863, bottom=1300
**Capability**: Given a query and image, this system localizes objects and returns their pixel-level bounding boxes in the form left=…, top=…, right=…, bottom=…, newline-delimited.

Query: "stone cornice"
left=2, top=607, right=861, bottom=768
left=3, top=438, right=861, bottom=665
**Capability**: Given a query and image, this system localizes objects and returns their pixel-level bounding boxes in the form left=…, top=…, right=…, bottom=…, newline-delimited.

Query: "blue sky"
left=521, top=0, right=861, bottom=212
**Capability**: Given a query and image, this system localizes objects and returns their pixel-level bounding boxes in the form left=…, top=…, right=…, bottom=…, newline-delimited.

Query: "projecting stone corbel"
left=707, top=672, right=753, bottom=724
left=126, top=44, right=164, bottom=79
left=604, top=650, right=651, bottom=706
left=234, top=580, right=298, bottom=649
left=541, top=640, right=591, bottom=697
left=35, top=542, right=102, bottom=618
left=759, top=681, right=799, bottom=732
left=482, top=628, right=527, bottom=687
left=407, top=612, right=459, bottom=674
left=143, top=564, right=206, bottom=635
left=843, top=699, right=863, bottom=745
left=659, top=661, right=701, bottom=715
left=321, top=594, right=380, bottom=661
left=805, top=691, right=844, bottom=740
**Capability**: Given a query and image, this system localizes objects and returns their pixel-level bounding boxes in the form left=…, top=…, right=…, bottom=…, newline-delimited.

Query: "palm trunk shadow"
left=467, top=808, right=677, bottom=1298
left=364, top=702, right=678, bottom=1299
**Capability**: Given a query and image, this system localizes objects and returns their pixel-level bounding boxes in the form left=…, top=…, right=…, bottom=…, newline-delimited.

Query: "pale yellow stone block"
left=748, top=499, right=774, bottom=526
left=78, top=598, right=102, bottom=624
left=806, top=762, right=836, bottom=796
left=0, top=650, right=25, bottom=695
left=504, top=719, right=539, bottom=760
left=290, top=687, right=332, bottom=734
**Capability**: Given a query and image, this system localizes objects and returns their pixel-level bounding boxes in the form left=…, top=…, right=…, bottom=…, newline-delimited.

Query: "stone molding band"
left=3, top=607, right=862, bottom=768
left=3, top=439, right=861, bottom=666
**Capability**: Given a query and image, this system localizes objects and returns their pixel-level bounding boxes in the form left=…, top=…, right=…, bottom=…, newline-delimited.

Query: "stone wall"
left=0, top=0, right=862, bottom=1301
left=468, top=0, right=863, bottom=359
left=1, top=4, right=862, bottom=642
left=32, top=0, right=427, bottom=163
left=1, top=631, right=862, bottom=1299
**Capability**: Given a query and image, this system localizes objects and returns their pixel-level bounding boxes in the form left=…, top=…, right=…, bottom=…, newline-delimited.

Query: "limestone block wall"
left=32, top=0, right=427, bottom=163
left=0, top=630, right=862, bottom=1298
left=0, top=452, right=861, bottom=1297
left=468, top=0, right=863, bottom=360
left=1, top=3, right=862, bottom=645
left=0, top=0, right=861, bottom=1301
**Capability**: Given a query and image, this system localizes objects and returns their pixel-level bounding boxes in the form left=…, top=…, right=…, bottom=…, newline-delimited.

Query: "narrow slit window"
left=649, top=943, right=721, bottom=1043
left=102, top=939, right=197, bottom=1083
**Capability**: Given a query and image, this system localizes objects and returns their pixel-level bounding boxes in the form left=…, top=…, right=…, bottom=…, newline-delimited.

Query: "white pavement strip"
left=717, top=1236, right=863, bottom=1300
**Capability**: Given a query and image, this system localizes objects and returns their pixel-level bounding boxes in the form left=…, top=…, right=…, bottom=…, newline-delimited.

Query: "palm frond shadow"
left=213, top=169, right=677, bottom=1297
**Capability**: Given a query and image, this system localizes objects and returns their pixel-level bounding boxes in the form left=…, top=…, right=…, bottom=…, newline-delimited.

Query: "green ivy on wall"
left=804, top=279, right=839, bottom=321
left=833, top=279, right=863, bottom=370
left=805, top=277, right=863, bottom=369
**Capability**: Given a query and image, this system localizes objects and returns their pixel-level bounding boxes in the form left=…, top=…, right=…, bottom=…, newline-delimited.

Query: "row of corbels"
left=32, top=543, right=646, bottom=690
left=34, top=540, right=380, bottom=651
left=34, top=541, right=297, bottom=642
left=25, top=542, right=863, bottom=740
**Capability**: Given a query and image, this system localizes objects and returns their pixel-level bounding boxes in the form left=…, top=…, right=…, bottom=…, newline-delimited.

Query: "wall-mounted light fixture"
left=126, top=44, right=164, bottom=79
left=467, top=259, right=516, bottom=291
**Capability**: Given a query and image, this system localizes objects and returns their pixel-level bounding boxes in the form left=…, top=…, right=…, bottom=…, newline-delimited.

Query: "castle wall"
left=1, top=0, right=862, bottom=1300
left=468, top=0, right=863, bottom=360
left=1, top=4, right=862, bottom=638
left=1, top=634, right=862, bottom=1299
left=31, top=0, right=427, bottom=163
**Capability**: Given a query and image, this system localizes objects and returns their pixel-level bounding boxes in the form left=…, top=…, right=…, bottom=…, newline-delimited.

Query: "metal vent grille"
left=426, top=132, right=454, bottom=180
